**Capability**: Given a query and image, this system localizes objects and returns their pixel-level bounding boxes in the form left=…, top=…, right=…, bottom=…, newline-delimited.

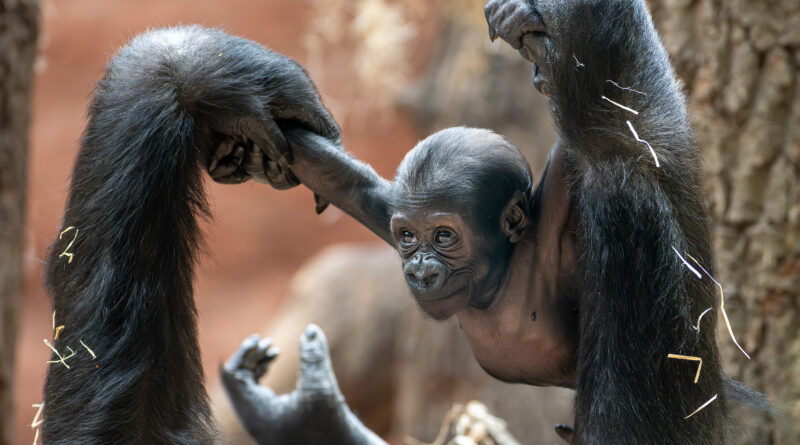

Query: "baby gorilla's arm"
left=280, top=128, right=395, bottom=244
left=221, top=325, right=386, bottom=445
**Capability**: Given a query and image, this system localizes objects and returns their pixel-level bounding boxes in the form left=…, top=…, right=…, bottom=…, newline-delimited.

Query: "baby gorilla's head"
left=389, top=127, right=534, bottom=319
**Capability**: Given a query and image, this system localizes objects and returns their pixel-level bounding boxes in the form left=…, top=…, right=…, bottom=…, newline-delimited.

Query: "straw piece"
left=607, top=80, right=647, bottom=96
left=667, top=354, right=703, bottom=384
left=693, top=307, right=712, bottom=332
left=80, top=339, right=97, bottom=359
left=602, top=96, right=639, bottom=115
left=671, top=246, right=702, bottom=279
left=626, top=121, right=660, bottom=167
left=31, top=403, right=44, bottom=428
left=58, top=226, right=79, bottom=264
left=686, top=255, right=751, bottom=360
left=684, top=394, right=718, bottom=419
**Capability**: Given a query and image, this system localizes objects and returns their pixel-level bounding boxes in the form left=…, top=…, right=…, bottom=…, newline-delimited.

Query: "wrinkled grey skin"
left=221, top=325, right=386, bottom=445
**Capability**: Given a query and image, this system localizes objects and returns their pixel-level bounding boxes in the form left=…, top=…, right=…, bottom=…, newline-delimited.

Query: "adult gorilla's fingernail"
left=489, top=27, right=498, bottom=41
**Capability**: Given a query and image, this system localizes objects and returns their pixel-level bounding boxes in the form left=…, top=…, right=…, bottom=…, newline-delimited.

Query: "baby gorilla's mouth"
left=414, top=282, right=467, bottom=303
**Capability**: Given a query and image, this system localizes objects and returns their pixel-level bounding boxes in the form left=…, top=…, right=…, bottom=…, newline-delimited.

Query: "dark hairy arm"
left=41, top=25, right=370, bottom=445
left=487, top=1, right=729, bottom=444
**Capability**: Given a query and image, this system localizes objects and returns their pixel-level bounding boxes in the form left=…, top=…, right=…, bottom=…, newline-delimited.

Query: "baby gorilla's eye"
left=434, top=228, right=458, bottom=247
left=400, top=230, right=417, bottom=245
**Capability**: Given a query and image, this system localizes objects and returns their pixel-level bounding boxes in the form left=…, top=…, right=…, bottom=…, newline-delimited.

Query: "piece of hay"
left=574, top=54, right=585, bottom=68
left=54, top=325, right=65, bottom=340
left=671, top=246, right=702, bottom=279
left=44, top=339, right=75, bottom=369
left=667, top=354, right=703, bottom=384
left=602, top=96, right=639, bottom=115
left=607, top=80, right=646, bottom=96
left=58, top=226, right=79, bottom=264
left=80, top=339, right=97, bottom=359
left=693, top=307, right=712, bottom=333
left=687, top=256, right=751, bottom=360
left=626, top=120, right=660, bottom=167
left=31, top=403, right=44, bottom=428
left=684, top=394, right=718, bottom=419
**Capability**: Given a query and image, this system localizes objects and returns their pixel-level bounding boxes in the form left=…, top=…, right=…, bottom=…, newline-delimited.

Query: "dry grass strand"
left=684, top=394, right=718, bottom=419
left=667, top=354, right=703, bottom=384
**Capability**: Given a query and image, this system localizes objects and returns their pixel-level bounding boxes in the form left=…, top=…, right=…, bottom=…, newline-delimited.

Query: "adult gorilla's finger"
left=241, top=117, right=300, bottom=190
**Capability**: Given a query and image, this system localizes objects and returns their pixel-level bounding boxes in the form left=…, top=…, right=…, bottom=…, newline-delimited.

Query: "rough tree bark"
left=0, top=1, right=38, bottom=444
left=649, top=1, right=800, bottom=443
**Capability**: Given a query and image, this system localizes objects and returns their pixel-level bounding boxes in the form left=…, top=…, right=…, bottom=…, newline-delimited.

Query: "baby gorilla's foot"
left=224, top=334, right=280, bottom=382
left=222, top=325, right=386, bottom=445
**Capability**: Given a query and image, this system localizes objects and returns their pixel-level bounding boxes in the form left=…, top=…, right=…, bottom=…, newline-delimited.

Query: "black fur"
left=41, top=25, right=336, bottom=444
left=545, top=2, right=726, bottom=443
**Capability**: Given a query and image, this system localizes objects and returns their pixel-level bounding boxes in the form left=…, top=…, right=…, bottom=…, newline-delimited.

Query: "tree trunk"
left=651, top=1, right=800, bottom=443
left=0, top=1, right=39, bottom=444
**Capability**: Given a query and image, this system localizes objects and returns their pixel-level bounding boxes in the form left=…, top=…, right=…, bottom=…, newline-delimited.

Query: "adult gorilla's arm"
left=487, top=1, right=727, bottom=444
left=41, top=26, right=343, bottom=444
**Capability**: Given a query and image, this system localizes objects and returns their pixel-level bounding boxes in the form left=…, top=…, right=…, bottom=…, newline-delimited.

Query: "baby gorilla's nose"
left=404, top=254, right=447, bottom=292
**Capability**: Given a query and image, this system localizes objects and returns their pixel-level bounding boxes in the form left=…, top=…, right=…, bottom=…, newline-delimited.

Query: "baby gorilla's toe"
left=224, top=334, right=279, bottom=382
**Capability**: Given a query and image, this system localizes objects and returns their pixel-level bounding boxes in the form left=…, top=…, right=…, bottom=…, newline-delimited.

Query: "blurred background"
left=1, top=0, right=798, bottom=444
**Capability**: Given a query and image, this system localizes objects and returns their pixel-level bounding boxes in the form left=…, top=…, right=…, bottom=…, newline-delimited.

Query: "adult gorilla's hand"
left=484, top=0, right=547, bottom=50
left=484, top=0, right=563, bottom=96
left=208, top=53, right=340, bottom=212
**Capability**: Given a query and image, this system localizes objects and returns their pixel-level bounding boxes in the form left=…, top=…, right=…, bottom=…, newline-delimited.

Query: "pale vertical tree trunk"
left=0, top=1, right=39, bottom=444
left=651, top=1, right=800, bottom=443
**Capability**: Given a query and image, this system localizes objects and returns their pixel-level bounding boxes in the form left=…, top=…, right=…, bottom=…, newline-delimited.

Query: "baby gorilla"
left=269, top=126, right=579, bottom=388
left=226, top=126, right=579, bottom=444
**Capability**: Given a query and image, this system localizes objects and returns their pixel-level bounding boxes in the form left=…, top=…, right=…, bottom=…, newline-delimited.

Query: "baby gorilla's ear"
left=501, top=192, right=529, bottom=243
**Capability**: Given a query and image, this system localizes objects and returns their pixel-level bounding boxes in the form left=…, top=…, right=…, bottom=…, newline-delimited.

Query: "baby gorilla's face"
left=390, top=207, right=508, bottom=320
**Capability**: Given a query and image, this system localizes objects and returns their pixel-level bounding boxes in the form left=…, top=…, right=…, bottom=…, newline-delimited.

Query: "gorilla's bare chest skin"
left=457, top=150, right=579, bottom=387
